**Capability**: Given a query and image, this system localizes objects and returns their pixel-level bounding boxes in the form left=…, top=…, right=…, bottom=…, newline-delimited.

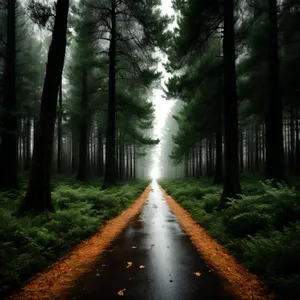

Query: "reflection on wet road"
left=67, top=181, right=235, bottom=300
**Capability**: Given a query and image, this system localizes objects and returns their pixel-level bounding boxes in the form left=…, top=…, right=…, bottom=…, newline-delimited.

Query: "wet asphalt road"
left=67, top=181, right=235, bottom=300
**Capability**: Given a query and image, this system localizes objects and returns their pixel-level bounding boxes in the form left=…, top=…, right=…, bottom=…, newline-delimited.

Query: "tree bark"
left=0, top=0, right=18, bottom=190
left=119, top=134, right=125, bottom=180
left=133, top=144, right=136, bottom=180
left=214, top=129, right=223, bottom=184
left=239, top=128, right=244, bottom=173
left=57, top=82, right=63, bottom=173
left=103, top=0, right=116, bottom=187
left=199, top=141, right=202, bottom=176
left=76, top=70, right=88, bottom=181
left=19, top=0, right=69, bottom=213
left=265, top=0, right=285, bottom=181
left=296, top=109, right=300, bottom=175
left=209, top=134, right=214, bottom=176
left=71, top=128, right=77, bottom=173
left=24, top=115, right=31, bottom=171
left=98, top=128, right=103, bottom=177
left=290, top=109, right=295, bottom=172
left=185, top=153, right=188, bottom=178
left=221, top=0, right=241, bottom=201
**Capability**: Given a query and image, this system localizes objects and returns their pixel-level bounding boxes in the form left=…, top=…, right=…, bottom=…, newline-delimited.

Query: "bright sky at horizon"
left=150, top=0, right=177, bottom=180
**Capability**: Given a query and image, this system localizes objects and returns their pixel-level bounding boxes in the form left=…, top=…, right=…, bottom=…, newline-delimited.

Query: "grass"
left=159, top=176, right=300, bottom=300
left=0, top=176, right=148, bottom=298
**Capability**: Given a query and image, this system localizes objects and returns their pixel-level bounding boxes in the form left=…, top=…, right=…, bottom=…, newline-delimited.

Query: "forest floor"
left=160, top=176, right=300, bottom=300
left=6, top=180, right=275, bottom=300
left=0, top=176, right=149, bottom=298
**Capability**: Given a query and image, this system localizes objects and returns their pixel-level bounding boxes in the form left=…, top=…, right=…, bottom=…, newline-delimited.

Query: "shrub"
left=0, top=178, right=148, bottom=298
left=160, top=178, right=300, bottom=300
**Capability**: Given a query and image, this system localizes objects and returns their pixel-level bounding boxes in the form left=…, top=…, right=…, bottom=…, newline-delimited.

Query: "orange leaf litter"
left=8, top=185, right=151, bottom=300
left=159, top=185, right=277, bottom=300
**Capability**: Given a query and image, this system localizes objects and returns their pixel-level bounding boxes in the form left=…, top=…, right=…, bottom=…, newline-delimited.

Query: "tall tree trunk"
left=103, top=0, right=116, bottom=187
left=221, top=0, right=241, bottom=201
left=57, top=82, right=63, bottom=173
left=119, top=135, right=125, bottom=180
left=296, top=109, right=300, bottom=175
left=239, top=129, right=244, bottom=173
left=214, top=129, right=223, bottom=184
left=265, top=0, right=285, bottom=181
left=71, top=128, right=77, bottom=173
left=129, top=145, right=133, bottom=179
left=93, top=128, right=96, bottom=175
left=24, top=115, right=31, bottom=171
left=195, top=144, right=199, bottom=178
left=192, top=147, right=195, bottom=177
left=262, top=123, right=266, bottom=172
left=0, top=0, right=18, bottom=190
left=125, top=144, right=129, bottom=179
left=33, top=89, right=38, bottom=144
left=290, top=109, right=295, bottom=173
left=19, top=0, right=69, bottom=213
left=205, top=138, right=209, bottom=175
left=115, top=130, right=119, bottom=180
left=76, top=70, right=88, bottom=181
left=22, top=119, right=26, bottom=170
left=185, top=153, right=188, bottom=178
left=209, top=135, right=213, bottom=176
left=133, top=144, right=136, bottom=180
left=98, top=128, right=103, bottom=177
left=255, top=121, right=259, bottom=172
left=247, top=128, right=251, bottom=172
left=199, top=141, right=202, bottom=176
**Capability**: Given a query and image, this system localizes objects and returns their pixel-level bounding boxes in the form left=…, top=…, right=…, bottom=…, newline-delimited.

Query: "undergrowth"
left=0, top=177, right=148, bottom=298
left=160, top=178, right=300, bottom=300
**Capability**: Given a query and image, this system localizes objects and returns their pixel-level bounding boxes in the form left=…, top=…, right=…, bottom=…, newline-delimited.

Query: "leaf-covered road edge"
left=159, top=185, right=276, bottom=300
left=9, top=184, right=152, bottom=300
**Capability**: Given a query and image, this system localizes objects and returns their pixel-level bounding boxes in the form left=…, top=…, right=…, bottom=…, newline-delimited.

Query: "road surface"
left=67, top=181, right=235, bottom=300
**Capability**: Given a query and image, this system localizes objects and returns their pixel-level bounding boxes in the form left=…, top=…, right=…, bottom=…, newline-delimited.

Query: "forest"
left=1, top=0, right=300, bottom=299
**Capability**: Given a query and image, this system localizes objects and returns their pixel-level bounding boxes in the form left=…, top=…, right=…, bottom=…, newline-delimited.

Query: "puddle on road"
left=166, top=219, right=176, bottom=223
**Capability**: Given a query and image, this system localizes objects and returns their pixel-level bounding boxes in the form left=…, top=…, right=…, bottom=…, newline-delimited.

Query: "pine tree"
left=19, top=0, right=70, bottom=213
left=265, top=0, right=285, bottom=181
left=0, top=0, right=18, bottom=190
left=167, top=0, right=241, bottom=199
left=85, top=0, right=170, bottom=187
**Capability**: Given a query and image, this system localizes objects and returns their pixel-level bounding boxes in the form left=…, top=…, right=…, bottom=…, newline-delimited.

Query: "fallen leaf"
left=139, top=265, right=145, bottom=269
left=117, top=288, right=126, bottom=296
left=132, top=246, right=137, bottom=249
left=126, top=262, right=132, bottom=268
left=194, top=272, right=201, bottom=277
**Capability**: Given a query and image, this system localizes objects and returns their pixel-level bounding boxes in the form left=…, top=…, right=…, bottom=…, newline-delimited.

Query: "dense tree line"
left=166, top=0, right=300, bottom=201
left=0, top=0, right=170, bottom=213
